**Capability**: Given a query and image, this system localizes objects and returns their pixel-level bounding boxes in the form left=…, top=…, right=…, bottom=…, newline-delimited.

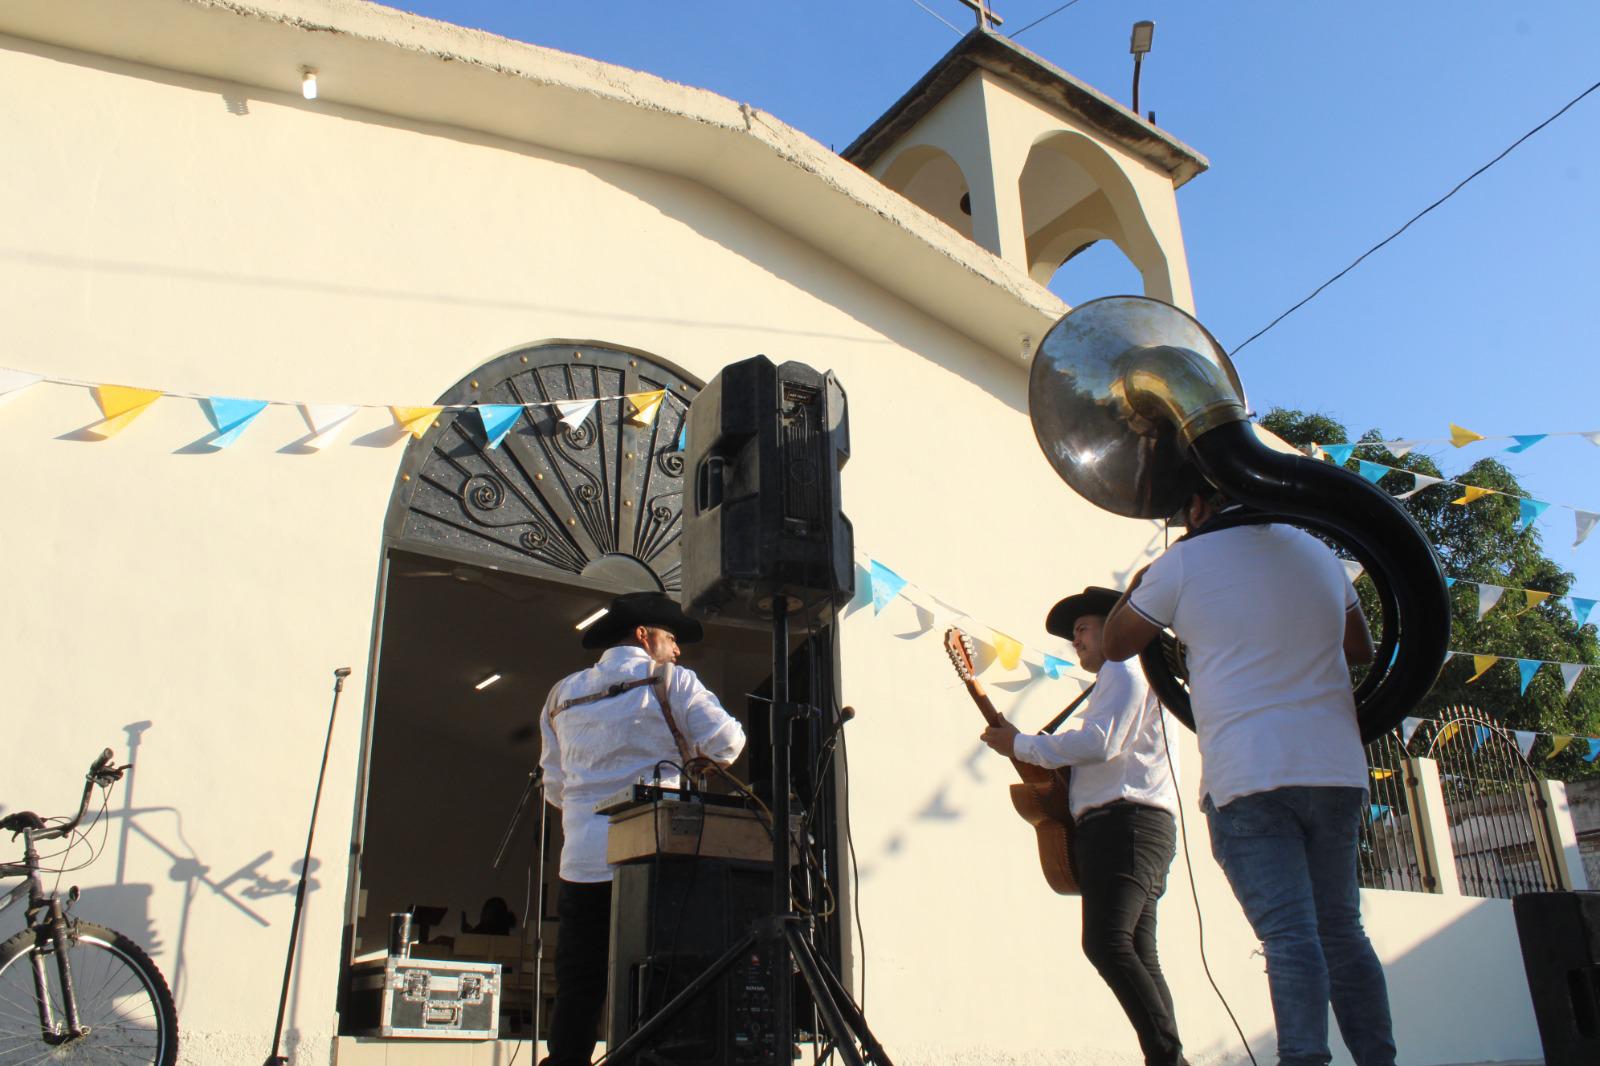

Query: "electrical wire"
left=1231, top=76, right=1600, bottom=359
left=1008, top=0, right=1088, bottom=40
left=908, top=0, right=963, bottom=35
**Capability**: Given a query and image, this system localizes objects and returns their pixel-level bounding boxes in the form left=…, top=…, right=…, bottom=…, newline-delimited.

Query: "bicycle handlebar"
left=12, top=748, right=127, bottom=842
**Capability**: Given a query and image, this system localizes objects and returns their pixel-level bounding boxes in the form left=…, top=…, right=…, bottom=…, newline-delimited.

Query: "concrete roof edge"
left=0, top=0, right=1065, bottom=361
left=843, top=28, right=1209, bottom=188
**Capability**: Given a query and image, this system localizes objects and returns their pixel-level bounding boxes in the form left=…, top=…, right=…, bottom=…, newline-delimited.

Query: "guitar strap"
left=1039, top=682, right=1096, bottom=736
left=549, top=675, right=657, bottom=722
left=650, top=663, right=701, bottom=770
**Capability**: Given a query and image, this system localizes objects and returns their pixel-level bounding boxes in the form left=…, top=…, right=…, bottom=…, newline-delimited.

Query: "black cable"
left=1155, top=689, right=1259, bottom=1066
left=1231, top=76, right=1600, bottom=359
left=1009, top=0, right=1088, bottom=40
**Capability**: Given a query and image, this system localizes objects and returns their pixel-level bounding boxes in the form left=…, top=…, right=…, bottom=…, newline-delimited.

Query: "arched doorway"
left=340, top=341, right=845, bottom=1049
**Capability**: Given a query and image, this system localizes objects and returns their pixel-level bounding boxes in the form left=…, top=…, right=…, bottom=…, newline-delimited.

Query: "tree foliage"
left=1260, top=408, right=1600, bottom=779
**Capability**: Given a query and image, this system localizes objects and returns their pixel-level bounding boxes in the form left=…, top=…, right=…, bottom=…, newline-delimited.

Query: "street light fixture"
left=1130, top=21, right=1154, bottom=118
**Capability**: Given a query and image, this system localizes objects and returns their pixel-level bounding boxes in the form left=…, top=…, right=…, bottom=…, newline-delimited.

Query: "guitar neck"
left=964, top=679, right=1007, bottom=728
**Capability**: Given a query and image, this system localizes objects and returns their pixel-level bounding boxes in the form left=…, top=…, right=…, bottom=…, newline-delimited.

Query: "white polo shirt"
left=1012, top=658, right=1179, bottom=821
left=538, top=646, right=746, bottom=882
left=1128, top=523, right=1368, bottom=809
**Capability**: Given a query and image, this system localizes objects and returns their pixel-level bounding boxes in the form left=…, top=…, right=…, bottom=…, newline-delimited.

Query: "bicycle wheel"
left=0, top=920, right=178, bottom=1064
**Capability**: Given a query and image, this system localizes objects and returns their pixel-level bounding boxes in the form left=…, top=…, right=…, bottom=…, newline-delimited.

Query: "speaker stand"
left=603, top=598, right=890, bottom=1066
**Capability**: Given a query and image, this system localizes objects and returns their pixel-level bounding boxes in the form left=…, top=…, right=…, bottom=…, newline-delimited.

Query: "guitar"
left=944, top=627, right=1080, bottom=895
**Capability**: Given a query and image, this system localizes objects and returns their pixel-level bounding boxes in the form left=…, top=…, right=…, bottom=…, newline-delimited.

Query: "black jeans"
left=1074, top=801, right=1185, bottom=1066
left=544, top=879, right=613, bottom=1066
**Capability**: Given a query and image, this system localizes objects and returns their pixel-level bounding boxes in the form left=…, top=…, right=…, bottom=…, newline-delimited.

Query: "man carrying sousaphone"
left=980, top=586, right=1188, bottom=1066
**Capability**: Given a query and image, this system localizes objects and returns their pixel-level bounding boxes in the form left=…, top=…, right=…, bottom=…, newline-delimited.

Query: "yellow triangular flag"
left=1449, top=423, right=1485, bottom=448
left=89, top=385, right=162, bottom=437
left=1451, top=486, right=1493, bottom=506
left=990, top=631, right=1023, bottom=671
left=1370, top=767, right=1394, bottom=780
left=625, top=390, right=666, bottom=427
left=390, top=406, right=443, bottom=438
left=1520, top=590, right=1553, bottom=614
left=1436, top=721, right=1461, bottom=745
left=1467, top=654, right=1498, bottom=683
left=1550, top=735, right=1574, bottom=759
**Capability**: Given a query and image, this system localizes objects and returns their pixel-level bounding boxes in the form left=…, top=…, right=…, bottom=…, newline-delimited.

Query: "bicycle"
left=0, top=748, right=178, bottom=1064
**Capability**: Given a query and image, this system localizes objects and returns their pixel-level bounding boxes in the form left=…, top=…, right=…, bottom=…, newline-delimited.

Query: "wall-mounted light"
left=575, top=607, right=609, bottom=631
left=1129, top=21, right=1154, bottom=117
left=474, top=673, right=502, bottom=691
left=301, top=68, right=318, bottom=100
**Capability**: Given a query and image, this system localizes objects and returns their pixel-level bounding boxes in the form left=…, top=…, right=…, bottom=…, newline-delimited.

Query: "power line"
left=1232, top=76, right=1600, bottom=359
left=908, top=0, right=962, bottom=35
left=1009, top=0, right=1088, bottom=40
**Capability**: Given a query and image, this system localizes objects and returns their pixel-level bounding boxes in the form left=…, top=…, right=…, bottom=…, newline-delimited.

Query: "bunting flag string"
left=1310, top=424, right=1600, bottom=457
left=1448, top=649, right=1594, bottom=694
left=1398, top=715, right=1600, bottom=765
left=1306, top=448, right=1599, bottom=549
left=0, top=365, right=686, bottom=450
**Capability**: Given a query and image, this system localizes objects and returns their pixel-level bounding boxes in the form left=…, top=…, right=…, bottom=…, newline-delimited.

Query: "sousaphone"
left=1028, top=295, right=1449, bottom=742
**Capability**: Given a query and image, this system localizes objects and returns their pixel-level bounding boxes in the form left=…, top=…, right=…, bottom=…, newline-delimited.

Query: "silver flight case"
left=347, top=955, right=502, bottom=1040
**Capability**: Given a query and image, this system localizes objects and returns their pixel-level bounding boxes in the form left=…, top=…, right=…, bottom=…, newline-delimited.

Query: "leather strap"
left=548, top=675, right=657, bottom=723
left=651, top=663, right=700, bottom=771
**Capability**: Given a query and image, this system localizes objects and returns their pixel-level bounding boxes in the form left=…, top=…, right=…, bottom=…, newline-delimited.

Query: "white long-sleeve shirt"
left=538, top=646, right=746, bottom=882
left=1011, top=658, right=1179, bottom=820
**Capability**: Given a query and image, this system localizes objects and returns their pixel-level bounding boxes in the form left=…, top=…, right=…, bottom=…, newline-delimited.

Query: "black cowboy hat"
left=1044, top=586, right=1122, bottom=639
left=580, top=591, right=705, bottom=650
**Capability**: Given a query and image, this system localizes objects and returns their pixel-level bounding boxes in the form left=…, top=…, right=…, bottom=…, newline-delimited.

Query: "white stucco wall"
left=0, top=8, right=1546, bottom=1066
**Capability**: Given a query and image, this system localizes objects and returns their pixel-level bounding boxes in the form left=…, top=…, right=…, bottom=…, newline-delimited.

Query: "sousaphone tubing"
left=1028, top=295, right=1449, bottom=742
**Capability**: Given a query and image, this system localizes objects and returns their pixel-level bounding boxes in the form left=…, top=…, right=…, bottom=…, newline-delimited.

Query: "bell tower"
left=842, top=28, right=1207, bottom=310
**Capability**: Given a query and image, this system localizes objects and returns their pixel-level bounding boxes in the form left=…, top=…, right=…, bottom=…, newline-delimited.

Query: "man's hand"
left=980, top=721, right=1021, bottom=758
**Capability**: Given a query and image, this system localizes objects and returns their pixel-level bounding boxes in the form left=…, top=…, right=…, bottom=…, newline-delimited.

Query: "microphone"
left=818, top=705, right=856, bottom=753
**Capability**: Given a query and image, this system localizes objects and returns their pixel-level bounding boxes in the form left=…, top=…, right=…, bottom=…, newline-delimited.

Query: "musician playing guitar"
left=979, top=586, right=1189, bottom=1066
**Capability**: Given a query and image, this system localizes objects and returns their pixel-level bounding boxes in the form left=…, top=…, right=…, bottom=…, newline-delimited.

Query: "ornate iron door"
left=385, top=342, right=700, bottom=593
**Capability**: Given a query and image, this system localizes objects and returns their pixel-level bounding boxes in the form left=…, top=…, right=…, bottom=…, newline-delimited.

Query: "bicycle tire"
left=0, top=920, right=178, bottom=1064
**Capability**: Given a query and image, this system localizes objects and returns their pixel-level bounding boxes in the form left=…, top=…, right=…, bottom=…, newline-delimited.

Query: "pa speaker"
left=1512, top=890, right=1600, bottom=1066
left=680, top=356, right=853, bottom=625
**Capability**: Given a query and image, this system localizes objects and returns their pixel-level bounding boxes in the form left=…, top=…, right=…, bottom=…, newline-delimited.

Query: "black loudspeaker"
left=607, top=858, right=782, bottom=1065
left=680, top=356, right=853, bottom=624
left=1512, top=890, right=1600, bottom=1066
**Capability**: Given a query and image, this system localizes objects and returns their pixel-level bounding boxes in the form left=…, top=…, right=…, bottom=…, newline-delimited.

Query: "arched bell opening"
left=336, top=341, right=849, bottom=1049
left=879, top=143, right=975, bottom=241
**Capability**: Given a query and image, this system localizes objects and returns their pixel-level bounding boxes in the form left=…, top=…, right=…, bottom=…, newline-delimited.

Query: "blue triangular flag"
left=1321, top=443, right=1355, bottom=465
left=203, top=397, right=268, bottom=447
left=1517, top=658, right=1542, bottom=695
left=869, top=561, right=908, bottom=615
left=476, top=404, right=523, bottom=449
left=1505, top=434, right=1547, bottom=454
left=1515, top=498, right=1551, bottom=533
left=1471, top=724, right=1492, bottom=752
left=1041, top=654, right=1073, bottom=679
left=1585, top=739, right=1600, bottom=763
left=1356, top=460, right=1387, bottom=484
left=677, top=425, right=687, bottom=451
left=1367, top=804, right=1391, bottom=822
left=1445, top=577, right=1457, bottom=589
left=1571, top=597, right=1596, bottom=627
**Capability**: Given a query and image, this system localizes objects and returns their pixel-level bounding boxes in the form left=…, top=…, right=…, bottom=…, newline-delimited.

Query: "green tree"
left=1260, top=408, right=1600, bottom=779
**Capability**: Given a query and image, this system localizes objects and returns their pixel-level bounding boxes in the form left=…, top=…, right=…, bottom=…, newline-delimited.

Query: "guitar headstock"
left=943, top=627, right=978, bottom=682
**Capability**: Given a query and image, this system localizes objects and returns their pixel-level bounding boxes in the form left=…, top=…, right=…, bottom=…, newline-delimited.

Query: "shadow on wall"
left=67, top=721, right=315, bottom=1011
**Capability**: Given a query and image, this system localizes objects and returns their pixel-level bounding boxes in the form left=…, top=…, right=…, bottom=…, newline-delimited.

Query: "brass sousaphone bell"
left=1028, top=296, right=1450, bottom=742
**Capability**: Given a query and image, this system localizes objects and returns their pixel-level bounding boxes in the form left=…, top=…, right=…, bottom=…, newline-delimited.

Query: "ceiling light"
left=575, top=607, right=609, bottom=631
left=474, top=673, right=502, bottom=691
left=301, top=68, right=318, bottom=100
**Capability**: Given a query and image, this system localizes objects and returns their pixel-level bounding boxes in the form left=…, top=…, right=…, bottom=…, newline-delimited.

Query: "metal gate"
left=1417, top=706, right=1563, bottom=899
left=1358, top=731, right=1430, bottom=892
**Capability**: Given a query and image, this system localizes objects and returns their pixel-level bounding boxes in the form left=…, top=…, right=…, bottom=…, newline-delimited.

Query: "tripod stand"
left=602, top=599, right=891, bottom=1066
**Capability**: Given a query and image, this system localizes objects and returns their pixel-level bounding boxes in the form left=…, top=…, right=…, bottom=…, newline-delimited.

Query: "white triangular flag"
left=555, top=399, right=597, bottom=430
left=1398, top=473, right=1443, bottom=500
left=1386, top=439, right=1420, bottom=459
left=1477, top=584, right=1505, bottom=619
left=1514, top=731, right=1536, bottom=758
left=1340, top=559, right=1364, bottom=584
left=0, top=368, right=42, bottom=408
left=299, top=404, right=359, bottom=450
left=1576, top=510, right=1599, bottom=549
left=1560, top=663, right=1586, bottom=695
left=1401, top=717, right=1424, bottom=745
left=1583, top=431, right=1600, bottom=447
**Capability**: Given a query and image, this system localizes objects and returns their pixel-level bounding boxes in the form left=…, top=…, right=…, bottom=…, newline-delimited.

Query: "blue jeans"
left=1204, top=787, right=1397, bottom=1066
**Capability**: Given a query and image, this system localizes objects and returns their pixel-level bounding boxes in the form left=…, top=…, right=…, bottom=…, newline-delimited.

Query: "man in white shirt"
left=981, top=586, right=1187, bottom=1066
left=1101, top=491, right=1396, bottom=1066
left=538, top=592, right=745, bottom=1066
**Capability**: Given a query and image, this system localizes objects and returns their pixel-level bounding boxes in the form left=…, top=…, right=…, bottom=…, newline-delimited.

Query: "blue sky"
left=384, top=1, right=1599, bottom=593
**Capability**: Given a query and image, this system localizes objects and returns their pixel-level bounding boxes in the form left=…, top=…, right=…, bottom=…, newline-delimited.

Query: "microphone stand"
left=265, top=667, right=352, bottom=1066
left=492, top=769, right=548, bottom=1050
